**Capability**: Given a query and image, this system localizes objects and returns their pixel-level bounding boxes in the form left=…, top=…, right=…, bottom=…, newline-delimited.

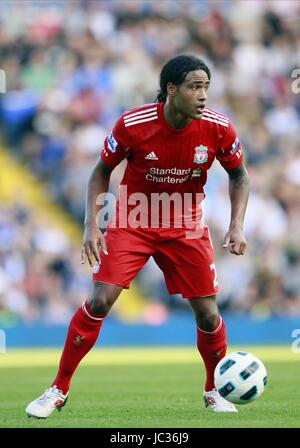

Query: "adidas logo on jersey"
left=145, top=152, right=158, bottom=160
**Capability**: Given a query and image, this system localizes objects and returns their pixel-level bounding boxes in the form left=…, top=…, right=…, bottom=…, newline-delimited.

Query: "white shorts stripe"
left=206, top=226, right=214, bottom=249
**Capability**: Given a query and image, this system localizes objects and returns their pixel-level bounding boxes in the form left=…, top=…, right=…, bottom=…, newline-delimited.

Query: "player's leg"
left=154, top=227, right=237, bottom=412
left=25, top=281, right=122, bottom=419
left=51, top=281, right=122, bottom=395
left=188, top=295, right=226, bottom=391
left=26, top=226, right=154, bottom=418
left=188, top=295, right=237, bottom=412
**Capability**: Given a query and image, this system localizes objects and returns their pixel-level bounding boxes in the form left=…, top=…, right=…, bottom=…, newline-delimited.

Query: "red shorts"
left=92, top=225, right=219, bottom=299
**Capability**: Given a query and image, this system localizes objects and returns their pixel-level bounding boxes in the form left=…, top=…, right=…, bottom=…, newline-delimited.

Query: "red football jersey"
left=100, top=102, right=243, bottom=229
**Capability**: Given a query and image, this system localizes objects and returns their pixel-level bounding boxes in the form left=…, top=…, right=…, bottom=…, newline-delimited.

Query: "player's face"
left=173, top=70, right=210, bottom=119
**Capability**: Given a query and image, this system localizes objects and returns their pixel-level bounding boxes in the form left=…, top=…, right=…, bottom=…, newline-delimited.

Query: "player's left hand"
left=222, top=227, right=247, bottom=255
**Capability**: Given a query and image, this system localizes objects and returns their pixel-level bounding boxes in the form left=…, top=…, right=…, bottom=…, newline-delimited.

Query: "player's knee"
left=189, top=295, right=220, bottom=331
left=197, top=311, right=220, bottom=332
left=88, top=297, right=112, bottom=315
left=87, top=283, right=121, bottom=315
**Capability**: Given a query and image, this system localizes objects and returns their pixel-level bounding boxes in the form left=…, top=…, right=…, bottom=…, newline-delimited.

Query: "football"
left=214, top=352, right=267, bottom=405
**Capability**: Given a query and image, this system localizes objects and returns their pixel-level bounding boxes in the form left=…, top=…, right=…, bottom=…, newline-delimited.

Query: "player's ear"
left=166, top=82, right=177, bottom=97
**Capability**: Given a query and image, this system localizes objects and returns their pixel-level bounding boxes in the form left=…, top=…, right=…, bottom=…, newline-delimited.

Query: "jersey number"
left=210, top=263, right=219, bottom=288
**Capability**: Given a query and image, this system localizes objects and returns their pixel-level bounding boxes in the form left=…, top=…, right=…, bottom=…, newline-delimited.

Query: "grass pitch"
left=0, top=346, right=299, bottom=428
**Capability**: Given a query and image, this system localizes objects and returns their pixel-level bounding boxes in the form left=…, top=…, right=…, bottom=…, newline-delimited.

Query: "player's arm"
left=223, top=162, right=250, bottom=256
left=216, top=121, right=249, bottom=256
left=82, top=115, right=129, bottom=266
left=81, top=158, right=113, bottom=266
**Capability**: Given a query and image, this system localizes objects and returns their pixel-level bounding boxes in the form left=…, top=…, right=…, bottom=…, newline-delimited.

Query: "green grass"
left=0, top=346, right=299, bottom=428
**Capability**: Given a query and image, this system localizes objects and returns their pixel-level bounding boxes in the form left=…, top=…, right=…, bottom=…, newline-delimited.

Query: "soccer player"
left=26, top=54, right=249, bottom=418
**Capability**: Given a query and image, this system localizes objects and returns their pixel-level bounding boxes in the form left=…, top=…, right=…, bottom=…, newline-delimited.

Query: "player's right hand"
left=81, top=223, right=108, bottom=267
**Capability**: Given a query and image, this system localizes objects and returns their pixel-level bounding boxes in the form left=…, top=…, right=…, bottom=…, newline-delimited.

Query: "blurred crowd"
left=0, top=0, right=300, bottom=324
left=0, top=203, right=90, bottom=325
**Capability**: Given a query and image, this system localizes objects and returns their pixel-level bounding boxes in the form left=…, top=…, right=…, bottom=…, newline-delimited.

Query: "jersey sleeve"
left=100, top=115, right=129, bottom=168
left=216, top=121, right=244, bottom=170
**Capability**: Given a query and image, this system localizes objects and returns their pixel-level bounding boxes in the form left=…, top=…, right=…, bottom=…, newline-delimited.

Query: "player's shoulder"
left=121, top=102, right=159, bottom=129
left=201, top=107, right=231, bottom=129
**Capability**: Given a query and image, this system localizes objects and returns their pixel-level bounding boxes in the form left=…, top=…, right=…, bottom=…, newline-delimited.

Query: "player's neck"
left=163, top=102, right=192, bottom=130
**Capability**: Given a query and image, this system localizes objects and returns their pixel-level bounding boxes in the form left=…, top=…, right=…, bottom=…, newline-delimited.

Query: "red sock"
left=52, top=301, right=105, bottom=394
left=197, top=316, right=227, bottom=392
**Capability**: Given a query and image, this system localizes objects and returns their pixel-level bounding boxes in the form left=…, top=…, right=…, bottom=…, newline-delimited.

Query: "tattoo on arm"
left=227, top=164, right=250, bottom=189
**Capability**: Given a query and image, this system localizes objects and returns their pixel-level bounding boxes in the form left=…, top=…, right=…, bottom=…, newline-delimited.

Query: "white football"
left=214, top=351, right=267, bottom=405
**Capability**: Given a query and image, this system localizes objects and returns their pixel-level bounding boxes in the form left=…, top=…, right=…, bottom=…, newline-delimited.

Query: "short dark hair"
left=155, top=54, right=211, bottom=103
